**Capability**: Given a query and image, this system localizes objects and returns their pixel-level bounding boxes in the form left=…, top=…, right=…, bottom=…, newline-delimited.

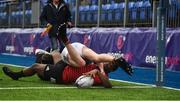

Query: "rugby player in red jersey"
left=2, top=44, right=132, bottom=88
left=2, top=56, right=131, bottom=88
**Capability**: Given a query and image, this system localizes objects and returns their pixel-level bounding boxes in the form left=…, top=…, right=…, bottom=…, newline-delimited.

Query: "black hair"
left=35, top=53, right=44, bottom=63
left=41, top=54, right=54, bottom=64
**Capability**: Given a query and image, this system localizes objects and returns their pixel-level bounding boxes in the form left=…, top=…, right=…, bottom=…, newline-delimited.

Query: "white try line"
left=0, top=86, right=154, bottom=90
left=110, top=79, right=180, bottom=91
left=0, top=63, right=27, bottom=68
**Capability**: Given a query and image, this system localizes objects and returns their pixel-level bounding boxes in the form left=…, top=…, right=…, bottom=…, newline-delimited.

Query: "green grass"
left=0, top=64, right=180, bottom=100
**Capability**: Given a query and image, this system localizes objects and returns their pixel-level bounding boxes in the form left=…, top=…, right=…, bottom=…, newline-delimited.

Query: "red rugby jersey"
left=61, top=64, right=108, bottom=85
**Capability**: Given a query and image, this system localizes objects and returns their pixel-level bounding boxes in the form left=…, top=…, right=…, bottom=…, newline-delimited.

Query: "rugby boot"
left=114, top=57, right=133, bottom=76
left=2, top=66, right=19, bottom=80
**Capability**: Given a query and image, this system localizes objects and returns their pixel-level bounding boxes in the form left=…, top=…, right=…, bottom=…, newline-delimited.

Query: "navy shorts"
left=43, top=60, right=67, bottom=83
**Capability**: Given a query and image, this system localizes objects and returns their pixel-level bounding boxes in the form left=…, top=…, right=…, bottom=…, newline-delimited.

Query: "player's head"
left=41, top=54, right=54, bottom=64
left=35, top=53, right=44, bottom=63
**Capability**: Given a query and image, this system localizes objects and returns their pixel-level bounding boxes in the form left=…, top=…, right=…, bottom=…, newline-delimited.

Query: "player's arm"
left=96, top=70, right=112, bottom=88
left=83, top=69, right=112, bottom=88
left=97, top=63, right=105, bottom=75
left=35, top=49, right=50, bottom=55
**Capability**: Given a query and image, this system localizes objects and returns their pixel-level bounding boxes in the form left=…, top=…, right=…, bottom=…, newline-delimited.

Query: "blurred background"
left=0, top=0, right=179, bottom=28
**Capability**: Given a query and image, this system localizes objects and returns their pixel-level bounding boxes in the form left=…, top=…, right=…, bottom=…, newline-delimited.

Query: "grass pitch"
left=0, top=64, right=180, bottom=100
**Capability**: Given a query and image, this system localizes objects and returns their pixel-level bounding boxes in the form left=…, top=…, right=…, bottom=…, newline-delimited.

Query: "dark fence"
left=0, top=0, right=179, bottom=28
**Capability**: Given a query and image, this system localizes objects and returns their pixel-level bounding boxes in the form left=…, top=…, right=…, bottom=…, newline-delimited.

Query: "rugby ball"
left=75, top=75, right=94, bottom=88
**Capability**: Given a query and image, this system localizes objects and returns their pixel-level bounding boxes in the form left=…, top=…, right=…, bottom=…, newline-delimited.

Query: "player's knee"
left=77, top=60, right=86, bottom=67
left=81, top=61, right=86, bottom=67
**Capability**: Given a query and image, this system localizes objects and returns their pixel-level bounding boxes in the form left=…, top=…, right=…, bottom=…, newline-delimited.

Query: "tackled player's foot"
left=114, top=57, right=133, bottom=76
left=2, top=66, right=19, bottom=80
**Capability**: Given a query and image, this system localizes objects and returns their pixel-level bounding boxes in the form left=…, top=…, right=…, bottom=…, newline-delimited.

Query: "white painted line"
left=163, top=86, right=180, bottom=91
left=110, top=79, right=180, bottom=91
left=0, top=63, right=27, bottom=68
left=0, top=86, right=77, bottom=90
left=112, top=86, right=154, bottom=89
left=110, top=79, right=155, bottom=87
left=1, top=53, right=27, bottom=57
left=0, top=86, right=153, bottom=90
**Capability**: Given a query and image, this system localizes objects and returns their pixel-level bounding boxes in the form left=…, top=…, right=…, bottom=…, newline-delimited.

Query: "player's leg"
left=66, top=54, right=85, bottom=67
left=58, top=30, right=86, bottom=67
left=2, top=63, right=46, bottom=80
left=60, top=43, right=86, bottom=67
left=82, top=47, right=114, bottom=63
left=65, top=44, right=86, bottom=67
left=23, top=64, right=45, bottom=77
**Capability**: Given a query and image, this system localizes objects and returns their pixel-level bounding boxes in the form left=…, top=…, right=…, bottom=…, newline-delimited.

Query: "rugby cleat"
left=114, top=57, right=133, bottom=76
left=2, top=66, right=19, bottom=80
